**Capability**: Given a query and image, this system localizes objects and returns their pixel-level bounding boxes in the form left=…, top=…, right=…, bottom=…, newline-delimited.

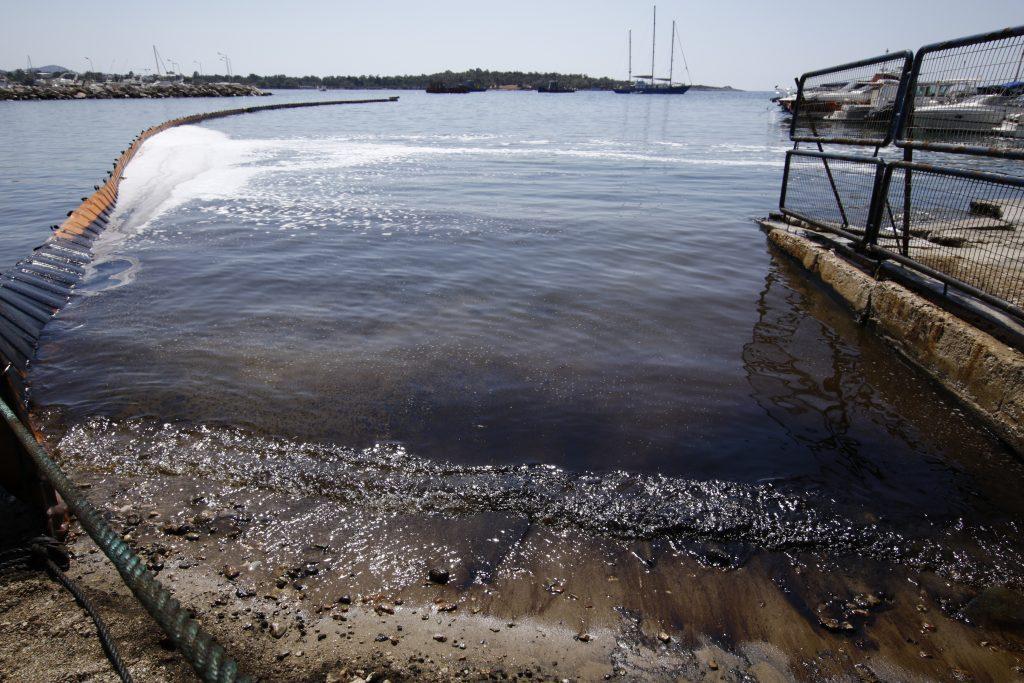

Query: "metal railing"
left=790, top=52, right=913, bottom=146
left=780, top=150, right=884, bottom=241
left=896, top=26, right=1024, bottom=159
left=776, top=25, right=1024, bottom=323
left=870, top=162, right=1024, bottom=316
left=778, top=152, right=1024, bottom=320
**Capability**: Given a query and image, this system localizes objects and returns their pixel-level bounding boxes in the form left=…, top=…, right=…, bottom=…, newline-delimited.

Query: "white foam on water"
left=112, top=126, right=259, bottom=235
left=103, top=126, right=785, bottom=252
left=104, top=127, right=436, bottom=249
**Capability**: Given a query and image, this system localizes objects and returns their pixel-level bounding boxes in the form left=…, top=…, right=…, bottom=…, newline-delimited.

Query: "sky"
left=2, top=0, right=1023, bottom=91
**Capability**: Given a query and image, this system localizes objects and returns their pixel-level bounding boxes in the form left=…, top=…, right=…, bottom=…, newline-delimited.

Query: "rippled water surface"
left=2, top=90, right=1022, bottom=582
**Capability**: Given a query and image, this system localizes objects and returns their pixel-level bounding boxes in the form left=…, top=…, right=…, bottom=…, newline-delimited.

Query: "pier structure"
left=762, top=25, right=1024, bottom=453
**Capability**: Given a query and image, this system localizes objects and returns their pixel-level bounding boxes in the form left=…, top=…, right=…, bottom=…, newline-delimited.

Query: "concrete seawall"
left=760, top=220, right=1024, bottom=455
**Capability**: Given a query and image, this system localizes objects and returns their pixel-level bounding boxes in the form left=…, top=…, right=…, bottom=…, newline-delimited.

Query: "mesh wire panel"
left=781, top=151, right=882, bottom=236
left=791, top=53, right=912, bottom=145
left=899, top=27, right=1024, bottom=158
left=879, top=164, right=1024, bottom=308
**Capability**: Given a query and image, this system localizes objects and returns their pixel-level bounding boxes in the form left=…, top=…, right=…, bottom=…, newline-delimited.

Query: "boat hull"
left=636, top=85, right=691, bottom=95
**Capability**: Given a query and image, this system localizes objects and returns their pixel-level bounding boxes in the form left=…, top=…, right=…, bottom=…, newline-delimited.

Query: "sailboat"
left=627, top=6, right=691, bottom=95
left=614, top=30, right=636, bottom=93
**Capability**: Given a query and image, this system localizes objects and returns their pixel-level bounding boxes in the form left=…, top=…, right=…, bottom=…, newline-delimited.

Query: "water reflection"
left=744, top=266, right=868, bottom=463
left=742, top=250, right=977, bottom=516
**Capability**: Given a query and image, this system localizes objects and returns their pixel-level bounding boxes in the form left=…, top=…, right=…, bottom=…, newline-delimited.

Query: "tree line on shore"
left=198, top=69, right=624, bottom=90
left=2, top=68, right=624, bottom=90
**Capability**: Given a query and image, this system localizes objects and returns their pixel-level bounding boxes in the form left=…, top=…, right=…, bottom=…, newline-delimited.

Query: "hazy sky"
left=2, top=1, right=1022, bottom=90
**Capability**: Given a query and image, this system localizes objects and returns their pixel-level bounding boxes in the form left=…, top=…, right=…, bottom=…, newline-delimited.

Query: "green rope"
left=0, top=397, right=252, bottom=682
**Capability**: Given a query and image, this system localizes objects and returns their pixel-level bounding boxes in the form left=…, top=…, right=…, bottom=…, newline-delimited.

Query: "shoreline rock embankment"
left=0, top=82, right=269, bottom=100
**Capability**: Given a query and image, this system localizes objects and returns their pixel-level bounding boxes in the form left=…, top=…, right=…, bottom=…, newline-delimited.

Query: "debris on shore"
left=0, top=81, right=268, bottom=100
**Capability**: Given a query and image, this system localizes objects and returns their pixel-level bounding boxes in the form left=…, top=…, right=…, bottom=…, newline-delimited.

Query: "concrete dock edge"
left=760, top=220, right=1024, bottom=454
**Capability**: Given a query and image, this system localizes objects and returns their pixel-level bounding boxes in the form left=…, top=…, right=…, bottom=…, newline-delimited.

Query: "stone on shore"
left=0, top=81, right=269, bottom=101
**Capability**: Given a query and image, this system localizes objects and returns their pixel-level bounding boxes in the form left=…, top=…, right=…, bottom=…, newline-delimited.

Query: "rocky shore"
left=4, top=445, right=1024, bottom=682
left=0, top=81, right=269, bottom=100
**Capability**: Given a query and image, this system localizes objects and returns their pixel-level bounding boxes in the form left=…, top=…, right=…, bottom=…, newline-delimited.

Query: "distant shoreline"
left=0, top=81, right=267, bottom=101
left=275, top=84, right=744, bottom=92
left=271, top=84, right=744, bottom=93
left=2, top=66, right=744, bottom=97
left=0, top=80, right=744, bottom=102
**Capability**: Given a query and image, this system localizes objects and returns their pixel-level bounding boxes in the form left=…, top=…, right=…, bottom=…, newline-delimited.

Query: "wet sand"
left=4, top=453, right=1024, bottom=682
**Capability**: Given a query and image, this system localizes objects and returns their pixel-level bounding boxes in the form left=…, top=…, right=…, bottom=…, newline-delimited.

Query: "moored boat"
left=776, top=72, right=900, bottom=116
left=614, top=30, right=636, bottom=93
left=426, top=81, right=471, bottom=94
left=912, top=93, right=1021, bottom=135
left=626, top=6, right=692, bottom=95
left=537, top=81, right=576, bottom=93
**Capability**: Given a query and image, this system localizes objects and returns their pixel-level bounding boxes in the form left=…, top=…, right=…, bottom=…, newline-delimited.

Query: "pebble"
left=818, top=616, right=855, bottom=632
left=658, top=631, right=671, bottom=644
left=161, top=522, right=190, bottom=536
left=223, top=565, right=241, bottom=580
left=270, top=622, right=289, bottom=639
left=708, top=659, right=719, bottom=670
left=433, top=633, right=447, bottom=642
left=193, top=510, right=214, bottom=525
left=375, top=603, right=395, bottom=615
left=853, top=592, right=885, bottom=609
left=428, top=568, right=451, bottom=585
left=576, top=633, right=592, bottom=643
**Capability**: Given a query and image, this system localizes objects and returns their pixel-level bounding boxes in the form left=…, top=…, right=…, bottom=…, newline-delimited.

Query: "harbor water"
left=2, top=90, right=1024, bottom=676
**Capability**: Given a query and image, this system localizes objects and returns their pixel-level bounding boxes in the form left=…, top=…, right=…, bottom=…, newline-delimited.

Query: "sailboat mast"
left=669, top=20, right=675, bottom=85
left=628, top=30, right=632, bottom=81
left=651, top=5, right=657, bottom=86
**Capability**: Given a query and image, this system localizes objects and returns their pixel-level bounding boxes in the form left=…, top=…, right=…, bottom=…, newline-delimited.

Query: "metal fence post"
left=861, top=160, right=890, bottom=250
